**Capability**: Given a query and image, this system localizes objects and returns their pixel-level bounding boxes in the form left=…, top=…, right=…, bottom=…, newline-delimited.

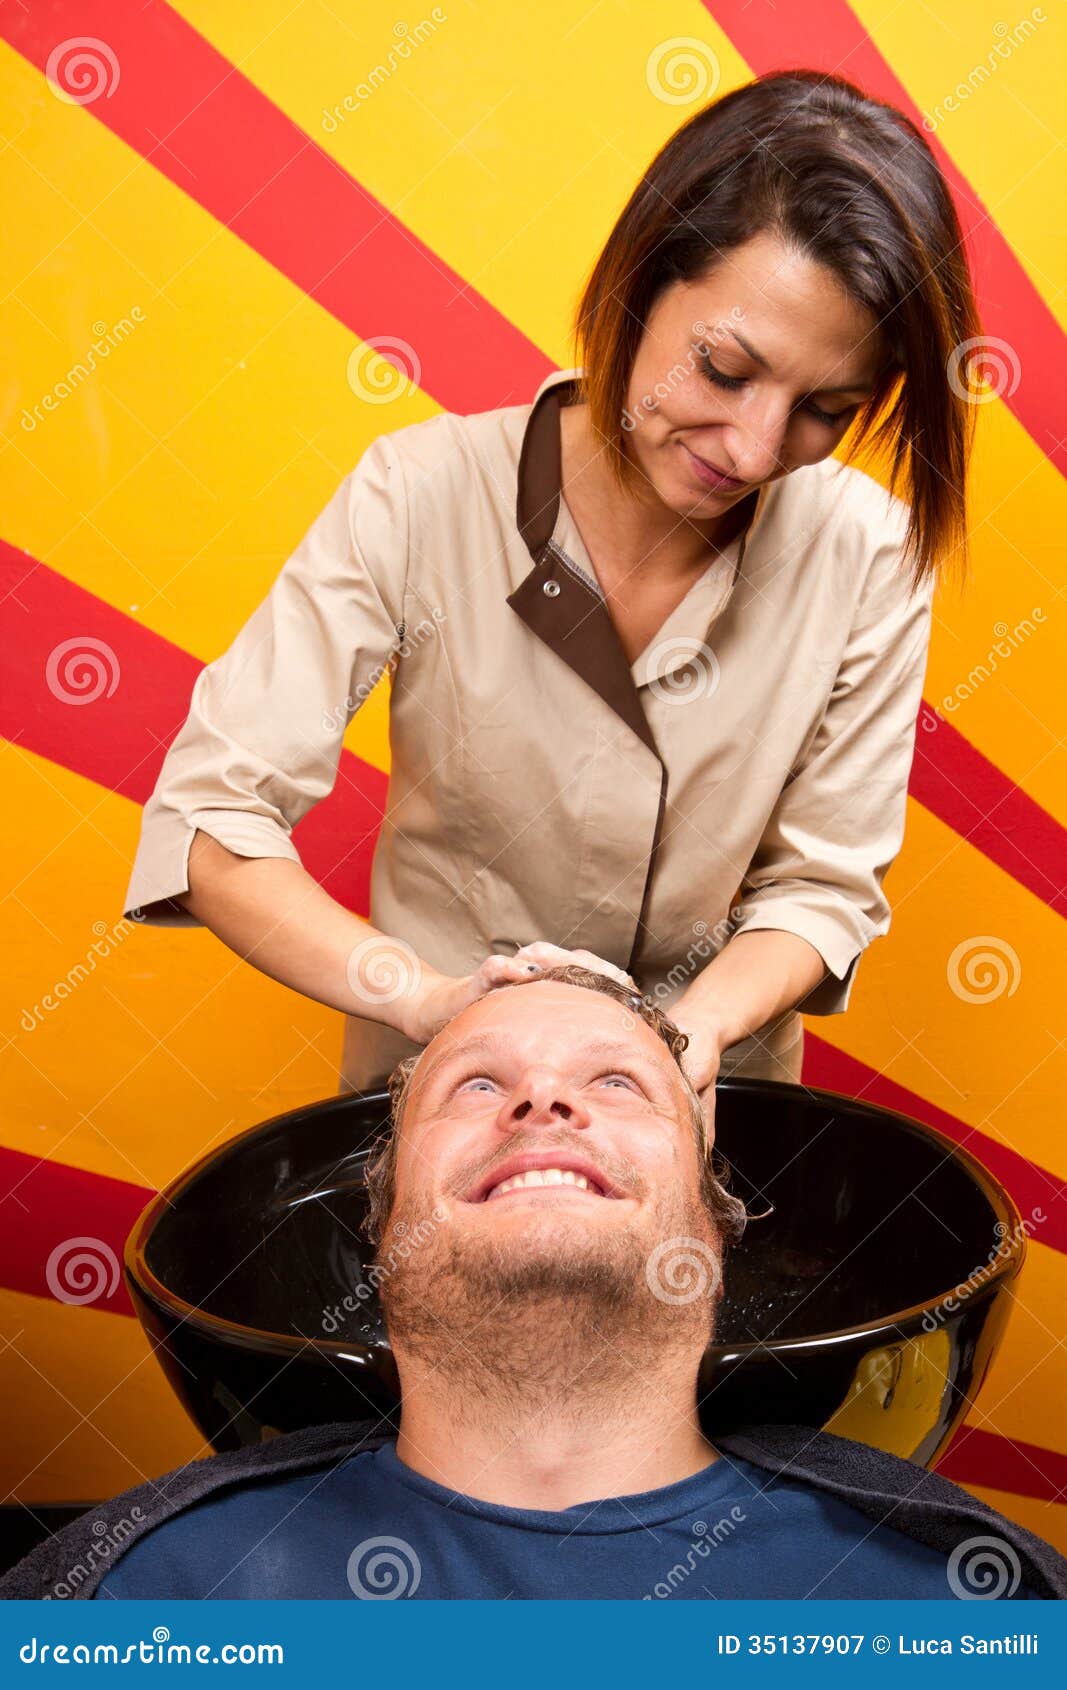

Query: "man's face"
left=379, top=982, right=720, bottom=1325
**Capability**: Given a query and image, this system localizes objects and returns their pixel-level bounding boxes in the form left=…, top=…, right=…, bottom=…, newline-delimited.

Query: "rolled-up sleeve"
left=728, top=517, right=935, bottom=1015
left=122, top=433, right=409, bottom=925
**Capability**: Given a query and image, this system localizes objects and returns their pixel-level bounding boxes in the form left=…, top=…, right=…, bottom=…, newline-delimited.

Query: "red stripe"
left=0, top=540, right=388, bottom=916
left=0, top=3, right=550, bottom=416
left=708, top=0, right=1067, bottom=477
left=911, top=704, right=1067, bottom=917
left=0, top=1147, right=145, bottom=1316
left=6, top=531, right=1067, bottom=937
left=2, top=5, right=1060, bottom=462
left=802, top=1031, right=1067, bottom=1253
left=937, top=1426, right=1067, bottom=1504
left=9, top=536, right=1066, bottom=925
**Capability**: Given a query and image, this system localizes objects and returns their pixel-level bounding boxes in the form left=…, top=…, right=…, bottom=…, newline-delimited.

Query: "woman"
left=123, top=69, right=978, bottom=1113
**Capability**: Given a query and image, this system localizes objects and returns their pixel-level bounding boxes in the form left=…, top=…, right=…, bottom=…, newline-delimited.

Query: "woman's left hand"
left=669, top=1005, right=725, bottom=1130
left=509, top=940, right=638, bottom=993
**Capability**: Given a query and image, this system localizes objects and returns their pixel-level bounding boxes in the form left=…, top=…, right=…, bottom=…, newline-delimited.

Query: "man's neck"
left=391, top=1349, right=718, bottom=1512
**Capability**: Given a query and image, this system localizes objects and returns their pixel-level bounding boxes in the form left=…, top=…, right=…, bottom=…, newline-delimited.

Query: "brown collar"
left=506, top=369, right=766, bottom=975
left=508, top=370, right=666, bottom=975
left=508, top=370, right=659, bottom=755
left=509, top=368, right=763, bottom=751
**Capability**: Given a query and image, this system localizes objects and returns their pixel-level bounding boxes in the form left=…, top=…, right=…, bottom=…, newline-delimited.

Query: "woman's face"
left=623, top=229, right=886, bottom=516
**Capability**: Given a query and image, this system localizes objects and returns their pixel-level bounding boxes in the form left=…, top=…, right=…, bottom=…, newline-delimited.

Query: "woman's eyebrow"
left=722, top=328, right=874, bottom=396
left=726, top=328, right=773, bottom=371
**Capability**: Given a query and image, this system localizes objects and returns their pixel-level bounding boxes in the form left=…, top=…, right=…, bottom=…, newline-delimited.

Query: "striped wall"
left=1, top=0, right=1064, bottom=1551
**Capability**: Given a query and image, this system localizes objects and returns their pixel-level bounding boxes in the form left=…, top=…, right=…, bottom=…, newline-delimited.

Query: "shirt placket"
left=505, top=376, right=667, bottom=979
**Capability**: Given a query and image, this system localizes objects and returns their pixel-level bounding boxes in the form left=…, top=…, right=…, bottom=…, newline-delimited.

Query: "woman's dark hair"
left=573, top=69, right=981, bottom=588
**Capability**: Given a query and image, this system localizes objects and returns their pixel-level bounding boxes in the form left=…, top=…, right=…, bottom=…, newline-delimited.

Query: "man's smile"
left=487, top=1167, right=605, bottom=1200
left=462, top=1149, right=627, bottom=1204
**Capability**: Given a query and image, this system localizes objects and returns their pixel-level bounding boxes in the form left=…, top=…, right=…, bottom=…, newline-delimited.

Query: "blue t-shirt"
left=93, top=1439, right=1041, bottom=1600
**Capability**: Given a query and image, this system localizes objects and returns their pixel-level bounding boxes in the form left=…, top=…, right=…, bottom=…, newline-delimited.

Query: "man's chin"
left=447, top=1211, right=648, bottom=1303
left=461, top=1197, right=632, bottom=1246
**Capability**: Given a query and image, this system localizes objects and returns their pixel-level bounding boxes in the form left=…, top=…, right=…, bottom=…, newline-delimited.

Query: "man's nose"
left=496, top=1067, right=593, bottom=1132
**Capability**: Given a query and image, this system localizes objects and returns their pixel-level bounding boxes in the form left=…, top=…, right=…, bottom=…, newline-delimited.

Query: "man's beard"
left=376, top=1173, right=721, bottom=1412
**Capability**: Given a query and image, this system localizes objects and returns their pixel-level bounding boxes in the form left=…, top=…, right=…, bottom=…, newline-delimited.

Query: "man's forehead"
left=414, top=986, right=674, bottom=1093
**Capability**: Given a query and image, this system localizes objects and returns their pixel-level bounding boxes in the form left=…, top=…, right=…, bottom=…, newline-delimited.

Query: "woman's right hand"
left=398, top=941, right=638, bottom=1048
left=398, top=953, right=550, bottom=1046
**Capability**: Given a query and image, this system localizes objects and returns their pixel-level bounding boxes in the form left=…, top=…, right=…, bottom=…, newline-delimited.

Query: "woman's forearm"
left=175, top=828, right=434, bottom=1036
left=671, top=928, right=828, bottom=1076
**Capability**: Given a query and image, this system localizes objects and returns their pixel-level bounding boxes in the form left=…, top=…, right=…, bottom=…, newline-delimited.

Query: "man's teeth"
left=486, top=1167, right=597, bottom=1200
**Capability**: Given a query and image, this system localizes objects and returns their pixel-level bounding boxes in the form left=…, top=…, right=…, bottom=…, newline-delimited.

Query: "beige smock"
left=123, top=366, right=934, bottom=1094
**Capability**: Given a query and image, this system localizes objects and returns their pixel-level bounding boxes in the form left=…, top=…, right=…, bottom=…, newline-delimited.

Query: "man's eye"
left=455, top=1072, right=497, bottom=1094
left=450, top=1069, right=642, bottom=1095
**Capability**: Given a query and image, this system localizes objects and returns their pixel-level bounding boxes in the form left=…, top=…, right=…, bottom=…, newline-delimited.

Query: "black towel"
left=1, top=1418, right=1064, bottom=1600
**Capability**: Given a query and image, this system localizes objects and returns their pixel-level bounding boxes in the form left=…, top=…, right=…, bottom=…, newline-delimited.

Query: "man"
left=3, top=967, right=1064, bottom=1600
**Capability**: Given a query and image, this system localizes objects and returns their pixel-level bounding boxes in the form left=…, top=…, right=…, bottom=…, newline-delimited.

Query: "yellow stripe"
left=0, top=1288, right=201, bottom=1505
left=3, top=748, right=350, bottom=1182
left=5, top=20, right=1065, bottom=805
left=831, top=800, right=1065, bottom=1181
left=0, top=39, right=419, bottom=775
left=954, top=1240, right=1067, bottom=1461
left=909, top=400, right=1063, bottom=827
left=172, top=0, right=753, bottom=359
left=852, top=0, right=1067, bottom=333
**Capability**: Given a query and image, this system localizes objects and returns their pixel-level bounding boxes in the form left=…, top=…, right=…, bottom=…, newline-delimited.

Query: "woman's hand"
left=397, top=941, right=636, bottom=1046
left=669, top=1005, right=725, bottom=1134
left=510, top=940, right=637, bottom=992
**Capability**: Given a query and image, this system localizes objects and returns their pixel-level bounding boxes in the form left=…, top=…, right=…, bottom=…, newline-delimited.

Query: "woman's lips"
left=679, top=442, right=747, bottom=492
